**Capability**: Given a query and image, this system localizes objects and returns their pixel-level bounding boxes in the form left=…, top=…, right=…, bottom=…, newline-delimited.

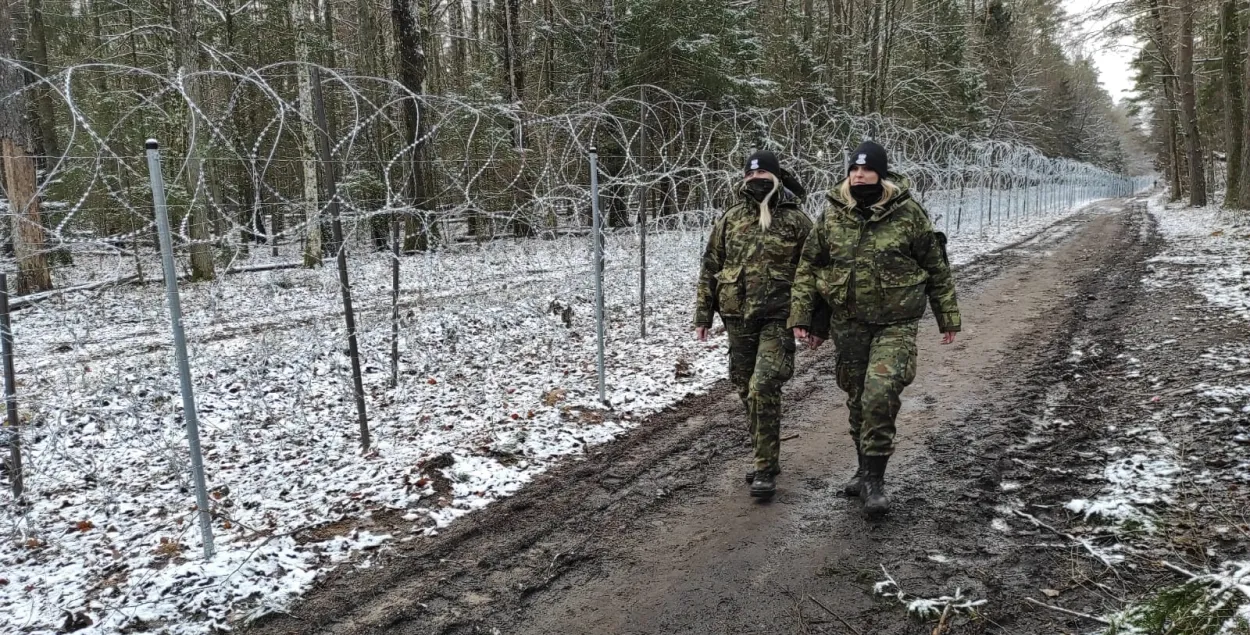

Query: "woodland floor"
left=243, top=197, right=1250, bottom=635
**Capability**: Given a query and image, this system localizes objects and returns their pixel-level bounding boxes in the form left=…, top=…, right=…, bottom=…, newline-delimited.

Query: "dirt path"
left=248, top=200, right=1155, bottom=635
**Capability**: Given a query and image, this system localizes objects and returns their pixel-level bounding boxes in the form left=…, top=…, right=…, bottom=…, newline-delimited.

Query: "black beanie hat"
left=848, top=141, right=888, bottom=178
left=744, top=150, right=781, bottom=177
left=743, top=149, right=807, bottom=200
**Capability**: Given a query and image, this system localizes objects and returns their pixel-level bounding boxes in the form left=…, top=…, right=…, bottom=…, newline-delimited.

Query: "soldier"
left=694, top=150, right=826, bottom=499
left=789, top=141, right=960, bottom=517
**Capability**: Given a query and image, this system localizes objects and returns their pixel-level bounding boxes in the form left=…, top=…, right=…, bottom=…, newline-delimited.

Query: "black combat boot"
left=750, top=470, right=777, bottom=498
left=842, top=452, right=867, bottom=496
left=859, top=455, right=890, bottom=517
left=745, top=465, right=780, bottom=484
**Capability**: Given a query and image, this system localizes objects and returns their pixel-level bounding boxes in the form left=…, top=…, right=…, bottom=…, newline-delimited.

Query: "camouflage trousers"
left=724, top=319, right=796, bottom=472
left=831, top=319, right=918, bottom=457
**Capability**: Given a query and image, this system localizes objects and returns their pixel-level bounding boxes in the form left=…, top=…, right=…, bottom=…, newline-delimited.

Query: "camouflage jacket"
left=788, top=175, right=961, bottom=332
left=694, top=188, right=828, bottom=335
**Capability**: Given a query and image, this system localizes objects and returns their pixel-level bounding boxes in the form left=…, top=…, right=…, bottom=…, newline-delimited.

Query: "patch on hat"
left=855, top=154, right=867, bottom=165
left=750, top=159, right=759, bottom=170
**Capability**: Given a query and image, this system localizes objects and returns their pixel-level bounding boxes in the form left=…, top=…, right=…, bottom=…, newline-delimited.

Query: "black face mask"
left=743, top=178, right=776, bottom=204
left=850, top=183, right=884, bottom=206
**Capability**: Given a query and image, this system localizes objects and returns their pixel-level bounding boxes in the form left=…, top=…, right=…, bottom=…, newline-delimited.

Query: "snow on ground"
left=1147, top=194, right=1250, bottom=320
left=0, top=196, right=1113, bottom=633
left=927, top=190, right=1116, bottom=267
left=1083, top=195, right=1250, bottom=633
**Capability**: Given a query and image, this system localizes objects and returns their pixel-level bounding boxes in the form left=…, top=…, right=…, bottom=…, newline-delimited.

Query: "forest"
left=0, top=0, right=1193, bottom=295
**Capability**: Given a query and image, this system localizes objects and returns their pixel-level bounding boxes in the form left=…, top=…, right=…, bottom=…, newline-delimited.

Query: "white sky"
left=1062, top=0, right=1142, bottom=104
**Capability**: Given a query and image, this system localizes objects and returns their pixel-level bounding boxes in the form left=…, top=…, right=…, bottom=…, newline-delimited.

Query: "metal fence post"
left=1, top=274, right=22, bottom=499
left=311, top=67, right=371, bottom=451
left=391, top=218, right=401, bottom=389
left=145, top=139, right=215, bottom=559
left=589, top=146, right=606, bottom=404
left=638, top=87, right=648, bottom=340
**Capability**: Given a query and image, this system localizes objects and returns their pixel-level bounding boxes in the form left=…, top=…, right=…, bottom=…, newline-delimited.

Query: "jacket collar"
left=826, top=175, right=912, bottom=222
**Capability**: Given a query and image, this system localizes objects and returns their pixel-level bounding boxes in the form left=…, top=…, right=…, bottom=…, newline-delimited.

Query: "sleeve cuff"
left=936, top=312, right=961, bottom=333
left=786, top=313, right=811, bottom=330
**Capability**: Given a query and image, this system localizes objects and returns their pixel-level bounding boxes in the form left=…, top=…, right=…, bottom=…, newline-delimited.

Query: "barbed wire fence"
left=0, top=61, right=1149, bottom=631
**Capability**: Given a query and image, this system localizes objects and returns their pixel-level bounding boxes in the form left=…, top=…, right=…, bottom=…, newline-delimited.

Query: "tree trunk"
left=174, top=0, right=216, bottom=280
left=2, top=139, right=50, bottom=294
left=392, top=0, right=437, bottom=251
left=1241, top=15, right=1250, bottom=208
left=1221, top=0, right=1243, bottom=207
left=423, top=0, right=442, bottom=95
left=294, top=0, right=322, bottom=267
left=1177, top=0, right=1205, bottom=206
left=24, top=0, right=57, bottom=162
left=876, top=0, right=897, bottom=114
left=0, top=0, right=50, bottom=294
left=450, top=0, right=468, bottom=93
left=593, top=0, right=616, bottom=98
left=540, top=0, right=554, bottom=97
left=470, top=0, right=481, bottom=68
left=1148, top=0, right=1183, bottom=200
left=803, top=0, right=813, bottom=41
left=595, top=0, right=626, bottom=227
left=495, top=0, right=524, bottom=149
left=863, top=0, right=879, bottom=113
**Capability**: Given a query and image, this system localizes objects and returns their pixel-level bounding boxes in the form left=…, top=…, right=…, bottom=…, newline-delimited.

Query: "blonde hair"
left=836, top=178, right=901, bottom=211
left=749, top=173, right=781, bottom=231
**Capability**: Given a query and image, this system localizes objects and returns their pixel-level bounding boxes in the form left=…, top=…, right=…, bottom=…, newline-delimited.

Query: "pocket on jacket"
left=760, top=266, right=796, bottom=315
left=815, top=267, right=851, bottom=309
left=878, top=280, right=928, bottom=319
left=716, top=266, right=744, bottom=316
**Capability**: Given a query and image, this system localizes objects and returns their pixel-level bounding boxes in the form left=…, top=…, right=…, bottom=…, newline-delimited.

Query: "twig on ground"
left=781, top=433, right=800, bottom=442
left=1024, top=597, right=1111, bottom=625
left=807, top=595, right=864, bottom=635
left=932, top=603, right=952, bottom=635
left=783, top=590, right=812, bottom=635
left=1012, top=509, right=1122, bottom=575
left=1161, top=560, right=1200, bottom=580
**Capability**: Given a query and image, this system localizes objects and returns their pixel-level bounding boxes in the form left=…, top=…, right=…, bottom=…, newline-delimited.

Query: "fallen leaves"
left=542, top=388, right=567, bottom=406
left=674, top=358, right=693, bottom=379
left=154, top=537, right=184, bottom=557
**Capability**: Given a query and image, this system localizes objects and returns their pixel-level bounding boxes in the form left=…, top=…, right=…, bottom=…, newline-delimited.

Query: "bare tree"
left=24, top=0, right=57, bottom=161
left=174, top=0, right=216, bottom=281
left=1147, top=0, right=1184, bottom=199
left=495, top=0, right=524, bottom=149
left=1177, top=0, right=1205, bottom=206
left=293, top=0, right=323, bottom=267
left=1220, top=0, right=1243, bottom=208
left=393, top=0, right=438, bottom=251
left=1241, top=7, right=1250, bottom=209
left=0, top=0, right=51, bottom=294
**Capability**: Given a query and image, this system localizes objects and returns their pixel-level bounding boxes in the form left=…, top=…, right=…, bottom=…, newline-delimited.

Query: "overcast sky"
left=1061, top=0, right=1142, bottom=104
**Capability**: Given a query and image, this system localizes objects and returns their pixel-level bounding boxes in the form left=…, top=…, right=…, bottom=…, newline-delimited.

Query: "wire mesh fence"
left=0, top=63, right=1149, bottom=632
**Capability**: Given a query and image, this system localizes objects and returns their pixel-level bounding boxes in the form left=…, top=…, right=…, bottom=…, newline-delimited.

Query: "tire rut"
left=245, top=202, right=1145, bottom=635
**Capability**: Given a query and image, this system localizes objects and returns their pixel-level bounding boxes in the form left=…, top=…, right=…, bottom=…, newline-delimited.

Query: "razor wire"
left=0, top=61, right=1151, bottom=632
left=0, top=62, right=1145, bottom=276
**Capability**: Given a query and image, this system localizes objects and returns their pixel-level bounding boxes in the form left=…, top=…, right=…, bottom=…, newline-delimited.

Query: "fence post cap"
left=145, top=139, right=159, bottom=150
left=589, top=145, right=598, bottom=154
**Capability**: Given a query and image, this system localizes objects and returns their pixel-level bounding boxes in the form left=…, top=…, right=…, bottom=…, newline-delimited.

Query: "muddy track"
left=246, top=201, right=1151, bottom=635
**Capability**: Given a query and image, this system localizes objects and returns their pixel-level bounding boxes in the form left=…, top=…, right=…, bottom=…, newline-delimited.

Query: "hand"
left=696, top=326, right=709, bottom=342
left=793, top=327, right=809, bottom=341
left=807, top=335, right=825, bottom=350
left=942, top=332, right=957, bottom=345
